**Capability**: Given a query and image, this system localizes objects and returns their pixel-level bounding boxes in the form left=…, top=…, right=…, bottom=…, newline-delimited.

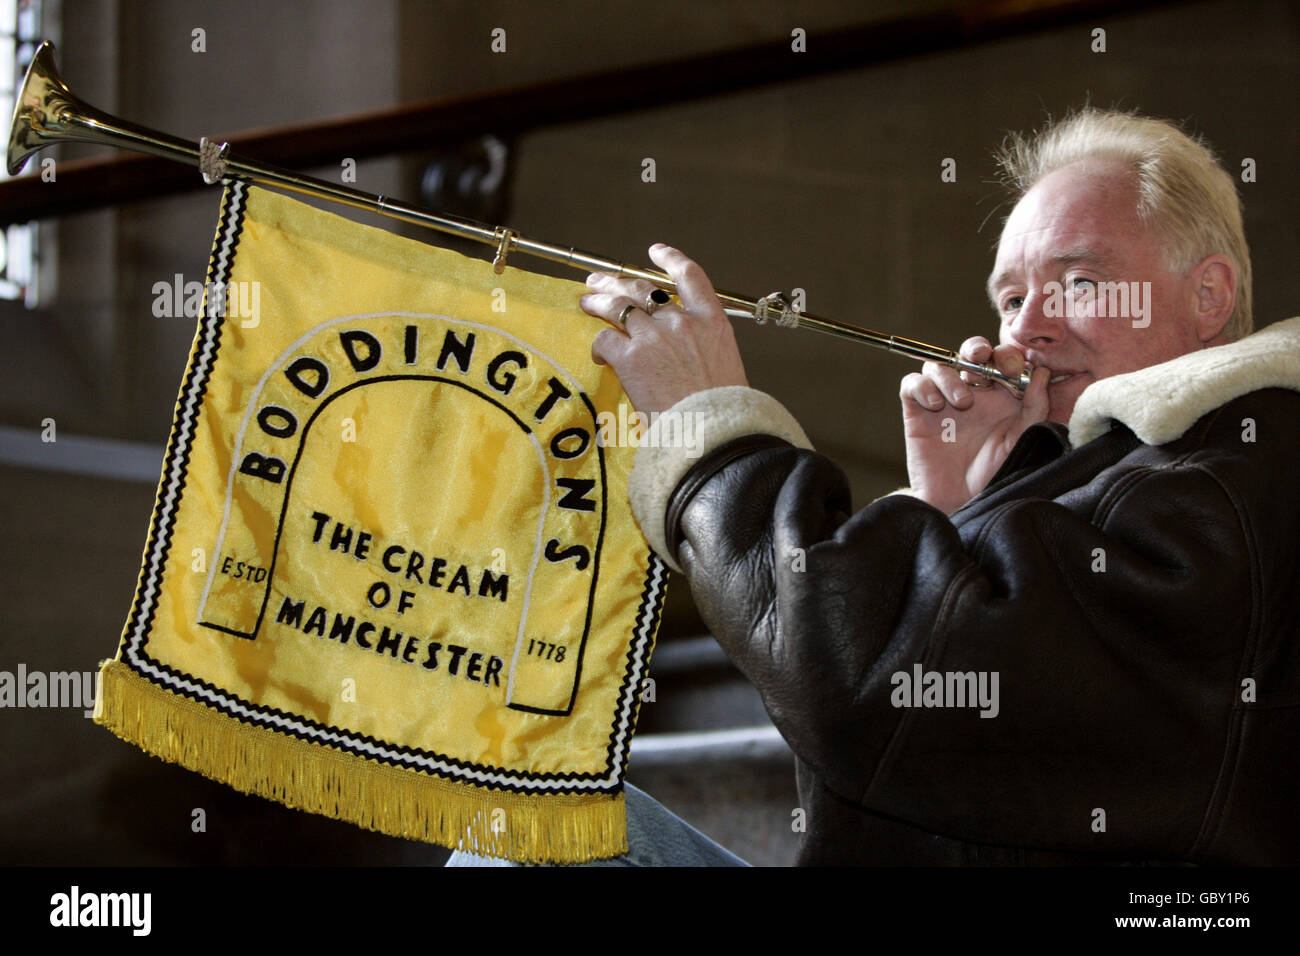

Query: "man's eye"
left=1001, top=295, right=1024, bottom=312
left=1070, top=277, right=1097, bottom=291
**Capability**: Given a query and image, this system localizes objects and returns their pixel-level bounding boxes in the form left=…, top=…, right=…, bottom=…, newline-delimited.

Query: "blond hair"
left=997, top=108, right=1252, bottom=340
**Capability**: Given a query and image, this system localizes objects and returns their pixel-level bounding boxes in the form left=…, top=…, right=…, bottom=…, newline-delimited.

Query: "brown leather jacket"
left=632, top=318, right=1300, bottom=864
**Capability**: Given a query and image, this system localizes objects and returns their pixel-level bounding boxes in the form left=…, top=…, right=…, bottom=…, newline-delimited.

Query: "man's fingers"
left=991, top=344, right=1027, bottom=376
left=581, top=291, right=647, bottom=332
left=960, top=340, right=1027, bottom=388
left=959, top=336, right=993, bottom=362
left=647, top=244, right=723, bottom=317
left=580, top=291, right=627, bottom=320
left=924, top=361, right=974, bottom=409
left=586, top=272, right=659, bottom=309
left=591, top=245, right=722, bottom=320
left=901, top=371, right=949, bottom=410
left=1019, top=365, right=1051, bottom=423
left=957, top=337, right=994, bottom=387
left=591, top=326, right=630, bottom=367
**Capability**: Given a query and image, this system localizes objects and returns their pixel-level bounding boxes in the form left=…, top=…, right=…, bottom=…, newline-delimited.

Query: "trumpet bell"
left=8, top=41, right=71, bottom=176
left=7, top=41, right=136, bottom=177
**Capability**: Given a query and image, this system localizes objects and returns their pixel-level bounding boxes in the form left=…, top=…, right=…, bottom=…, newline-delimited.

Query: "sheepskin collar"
left=1068, top=317, right=1300, bottom=448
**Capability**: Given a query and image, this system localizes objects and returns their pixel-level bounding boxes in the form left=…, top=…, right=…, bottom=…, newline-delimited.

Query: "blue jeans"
left=444, top=783, right=750, bottom=867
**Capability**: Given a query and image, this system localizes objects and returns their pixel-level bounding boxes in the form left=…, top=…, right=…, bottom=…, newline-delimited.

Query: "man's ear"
left=1190, top=254, right=1237, bottom=344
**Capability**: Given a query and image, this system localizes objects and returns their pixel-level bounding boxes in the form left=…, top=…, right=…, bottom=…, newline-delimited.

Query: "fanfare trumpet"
left=7, top=41, right=1030, bottom=394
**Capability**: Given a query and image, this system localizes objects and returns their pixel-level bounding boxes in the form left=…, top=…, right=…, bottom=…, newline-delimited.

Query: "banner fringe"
left=94, top=659, right=628, bottom=864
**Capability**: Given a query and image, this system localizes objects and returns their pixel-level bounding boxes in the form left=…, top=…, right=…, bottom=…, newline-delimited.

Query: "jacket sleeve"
left=635, top=389, right=1255, bottom=858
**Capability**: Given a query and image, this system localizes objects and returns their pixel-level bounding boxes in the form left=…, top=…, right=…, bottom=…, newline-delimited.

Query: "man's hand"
left=584, top=244, right=748, bottom=413
left=899, top=338, right=1051, bottom=515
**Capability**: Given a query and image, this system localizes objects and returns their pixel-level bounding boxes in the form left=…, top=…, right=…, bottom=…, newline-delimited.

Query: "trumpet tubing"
left=7, top=42, right=1029, bottom=395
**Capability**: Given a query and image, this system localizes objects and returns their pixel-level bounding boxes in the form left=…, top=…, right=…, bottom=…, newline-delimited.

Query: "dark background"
left=0, top=0, right=1295, bottom=867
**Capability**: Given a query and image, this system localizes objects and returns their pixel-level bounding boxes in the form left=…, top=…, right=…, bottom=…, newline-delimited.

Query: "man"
left=575, top=108, right=1300, bottom=865
left=446, top=107, right=1298, bottom=867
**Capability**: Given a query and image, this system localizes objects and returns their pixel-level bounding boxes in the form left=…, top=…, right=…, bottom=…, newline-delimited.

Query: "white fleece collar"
left=626, top=385, right=813, bottom=573
left=1067, top=316, right=1300, bottom=448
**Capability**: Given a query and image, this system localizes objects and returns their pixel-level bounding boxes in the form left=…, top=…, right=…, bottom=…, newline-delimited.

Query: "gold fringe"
left=94, top=659, right=627, bottom=864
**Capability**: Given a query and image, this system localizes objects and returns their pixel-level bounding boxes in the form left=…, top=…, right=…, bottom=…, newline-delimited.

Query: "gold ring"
left=618, top=304, right=637, bottom=327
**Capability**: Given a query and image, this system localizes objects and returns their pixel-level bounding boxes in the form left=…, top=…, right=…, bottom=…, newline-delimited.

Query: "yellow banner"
left=96, top=183, right=666, bottom=862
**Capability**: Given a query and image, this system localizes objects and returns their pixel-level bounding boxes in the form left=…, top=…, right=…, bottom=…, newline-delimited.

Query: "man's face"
left=988, top=158, right=1206, bottom=424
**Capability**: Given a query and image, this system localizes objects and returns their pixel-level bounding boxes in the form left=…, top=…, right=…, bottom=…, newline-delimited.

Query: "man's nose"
left=1005, top=289, right=1064, bottom=347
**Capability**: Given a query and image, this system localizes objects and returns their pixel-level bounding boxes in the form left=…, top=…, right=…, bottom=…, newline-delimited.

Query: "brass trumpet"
left=7, top=41, right=1030, bottom=394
